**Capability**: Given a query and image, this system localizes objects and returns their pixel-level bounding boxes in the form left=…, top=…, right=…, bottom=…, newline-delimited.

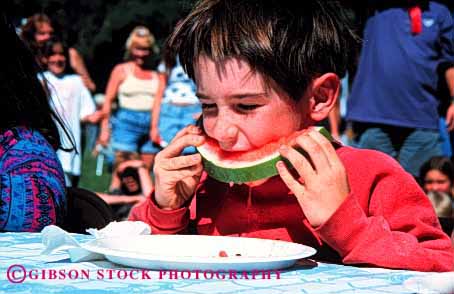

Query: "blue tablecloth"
left=0, top=232, right=428, bottom=293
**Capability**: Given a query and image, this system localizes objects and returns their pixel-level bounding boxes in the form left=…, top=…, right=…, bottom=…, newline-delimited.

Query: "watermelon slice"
left=196, top=127, right=334, bottom=184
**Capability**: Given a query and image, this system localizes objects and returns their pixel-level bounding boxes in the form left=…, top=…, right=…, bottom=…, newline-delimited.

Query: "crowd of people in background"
left=16, top=12, right=204, bottom=223
left=2, top=1, right=454, bottom=244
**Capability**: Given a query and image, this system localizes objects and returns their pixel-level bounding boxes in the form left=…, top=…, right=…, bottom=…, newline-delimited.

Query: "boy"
left=130, top=0, right=453, bottom=271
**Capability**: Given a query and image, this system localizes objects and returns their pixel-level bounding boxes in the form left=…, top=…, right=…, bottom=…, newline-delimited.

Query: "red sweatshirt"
left=129, top=146, right=454, bottom=272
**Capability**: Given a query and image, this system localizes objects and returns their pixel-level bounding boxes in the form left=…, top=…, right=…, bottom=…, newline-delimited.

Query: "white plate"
left=403, top=273, right=454, bottom=294
left=82, top=235, right=316, bottom=271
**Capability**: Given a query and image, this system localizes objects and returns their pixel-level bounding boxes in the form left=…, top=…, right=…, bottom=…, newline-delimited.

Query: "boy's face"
left=195, top=55, right=310, bottom=151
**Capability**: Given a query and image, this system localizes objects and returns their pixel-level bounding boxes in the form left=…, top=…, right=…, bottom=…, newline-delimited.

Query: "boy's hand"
left=277, top=127, right=350, bottom=227
left=153, top=125, right=205, bottom=210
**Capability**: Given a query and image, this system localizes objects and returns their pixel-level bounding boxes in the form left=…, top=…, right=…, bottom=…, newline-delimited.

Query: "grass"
left=78, top=149, right=112, bottom=193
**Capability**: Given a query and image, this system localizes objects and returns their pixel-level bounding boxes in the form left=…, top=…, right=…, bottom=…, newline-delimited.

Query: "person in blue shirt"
left=152, top=56, right=201, bottom=154
left=347, top=0, right=454, bottom=178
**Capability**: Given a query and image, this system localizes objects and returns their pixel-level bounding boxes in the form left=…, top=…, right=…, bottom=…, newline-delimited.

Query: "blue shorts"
left=158, top=103, right=201, bottom=154
left=355, top=123, right=442, bottom=177
left=111, top=108, right=160, bottom=154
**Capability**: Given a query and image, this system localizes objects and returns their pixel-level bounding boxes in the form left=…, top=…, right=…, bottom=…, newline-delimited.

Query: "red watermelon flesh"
left=196, top=127, right=332, bottom=183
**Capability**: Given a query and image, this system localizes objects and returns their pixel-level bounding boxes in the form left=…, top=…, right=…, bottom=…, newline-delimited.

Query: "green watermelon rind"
left=201, top=153, right=283, bottom=183
left=198, top=127, right=334, bottom=184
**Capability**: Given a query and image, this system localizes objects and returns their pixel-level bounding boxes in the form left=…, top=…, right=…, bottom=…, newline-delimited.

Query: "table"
left=0, top=232, right=428, bottom=293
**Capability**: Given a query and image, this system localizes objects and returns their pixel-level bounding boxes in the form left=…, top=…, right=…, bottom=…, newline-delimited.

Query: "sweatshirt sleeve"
left=0, top=136, right=66, bottom=232
left=128, top=191, right=190, bottom=234
left=316, top=150, right=453, bottom=272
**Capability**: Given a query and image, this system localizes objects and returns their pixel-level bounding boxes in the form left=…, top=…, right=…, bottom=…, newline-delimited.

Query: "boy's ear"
left=307, top=73, right=340, bottom=122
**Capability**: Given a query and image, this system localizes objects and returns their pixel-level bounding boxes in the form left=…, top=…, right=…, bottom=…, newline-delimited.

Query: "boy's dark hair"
left=420, top=156, right=454, bottom=184
left=165, top=0, right=359, bottom=101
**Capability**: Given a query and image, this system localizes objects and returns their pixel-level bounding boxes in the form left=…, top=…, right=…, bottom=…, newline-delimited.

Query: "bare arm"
left=444, top=67, right=454, bottom=131
left=137, top=165, right=153, bottom=197
left=98, top=64, right=125, bottom=145
left=97, top=193, right=146, bottom=205
left=152, top=72, right=167, bottom=127
left=150, top=72, right=167, bottom=144
left=82, top=110, right=104, bottom=124
left=69, top=48, right=96, bottom=92
left=446, top=67, right=454, bottom=98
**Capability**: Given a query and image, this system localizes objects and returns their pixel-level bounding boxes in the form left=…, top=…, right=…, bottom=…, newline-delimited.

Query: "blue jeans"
left=111, top=109, right=160, bottom=154
left=83, top=122, right=99, bottom=154
left=355, top=123, right=442, bottom=177
left=159, top=103, right=202, bottom=154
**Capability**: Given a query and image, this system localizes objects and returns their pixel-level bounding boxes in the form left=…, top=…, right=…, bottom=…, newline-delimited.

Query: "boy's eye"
left=201, top=103, right=216, bottom=110
left=237, top=104, right=260, bottom=111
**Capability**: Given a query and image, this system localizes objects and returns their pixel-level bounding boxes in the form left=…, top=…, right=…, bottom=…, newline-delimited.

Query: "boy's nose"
left=213, top=123, right=239, bottom=150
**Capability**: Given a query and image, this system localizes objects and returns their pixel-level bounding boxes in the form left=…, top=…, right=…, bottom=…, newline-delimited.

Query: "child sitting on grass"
left=130, top=0, right=453, bottom=271
left=97, top=159, right=151, bottom=220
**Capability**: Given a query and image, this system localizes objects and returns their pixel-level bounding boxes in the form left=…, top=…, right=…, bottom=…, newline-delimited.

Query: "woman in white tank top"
left=98, top=26, right=166, bottom=192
